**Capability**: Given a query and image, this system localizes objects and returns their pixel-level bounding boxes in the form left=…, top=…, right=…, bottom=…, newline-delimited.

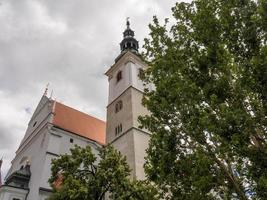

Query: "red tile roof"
left=52, top=101, right=106, bottom=145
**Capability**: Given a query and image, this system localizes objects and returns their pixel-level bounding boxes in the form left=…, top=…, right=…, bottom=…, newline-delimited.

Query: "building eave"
left=105, top=51, right=144, bottom=77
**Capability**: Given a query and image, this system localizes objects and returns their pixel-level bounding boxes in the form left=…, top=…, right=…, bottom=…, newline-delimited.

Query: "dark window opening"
left=33, top=121, right=37, bottom=127
left=115, top=103, right=119, bottom=113
left=119, top=124, right=122, bottom=133
left=70, top=138, right=74, bottom=143
left=115, top=101, right=123, bottom=113
left=138, top=68, right=145, bottom=79
left=115, top=124, right=122, bottom=136
left=116, top=71, right=122, bottom=82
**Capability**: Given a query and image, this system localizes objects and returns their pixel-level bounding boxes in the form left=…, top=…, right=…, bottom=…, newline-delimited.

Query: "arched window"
left=116, top=71, right=122, bottom=82
left=115, top=103, right=119, bottom=113
left=127, top=42, right=131, bottom=48
left=115, top=100, right=123, bottom=113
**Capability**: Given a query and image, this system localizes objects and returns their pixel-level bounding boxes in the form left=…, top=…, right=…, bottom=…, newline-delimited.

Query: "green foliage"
left=140, top=0, right=267, bottom=199
left=49, top=145, right=159, bottom=200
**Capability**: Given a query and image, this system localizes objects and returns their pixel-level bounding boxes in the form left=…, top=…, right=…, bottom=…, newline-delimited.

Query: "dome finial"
left=126, top=17, right=130, bottom=29
left=119, top=18, right=139, bottom=54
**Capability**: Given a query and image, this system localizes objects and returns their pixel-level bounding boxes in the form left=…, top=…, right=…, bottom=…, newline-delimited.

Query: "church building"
left=0, top=96, right=106, bottom=200
left=0, top=20, right=150, bottom=200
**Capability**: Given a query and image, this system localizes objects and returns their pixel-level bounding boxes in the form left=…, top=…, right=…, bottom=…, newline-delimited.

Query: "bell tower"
left=105, top=19, right=150, bottom=179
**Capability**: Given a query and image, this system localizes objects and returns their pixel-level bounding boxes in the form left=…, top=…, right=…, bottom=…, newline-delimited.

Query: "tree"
left=49, top=145, right=158, bottom=200
left=140, top=0, right=267, bottom=199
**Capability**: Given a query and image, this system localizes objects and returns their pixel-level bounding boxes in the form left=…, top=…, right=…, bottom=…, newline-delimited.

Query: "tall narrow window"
left=119, top=124, right=122, bottom=133
left=115, top=124, right=122, bottom=136
left=116, top=71, right=122, bottom=82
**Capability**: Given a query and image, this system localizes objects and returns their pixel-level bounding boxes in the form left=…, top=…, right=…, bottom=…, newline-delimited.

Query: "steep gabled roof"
left=16, top=97, right=106, bottom=156
left=52, top=101, right=106, bottom=145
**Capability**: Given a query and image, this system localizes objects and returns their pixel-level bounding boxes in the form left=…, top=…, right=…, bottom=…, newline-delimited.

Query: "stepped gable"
left=52, top=101, right=106, bottom=145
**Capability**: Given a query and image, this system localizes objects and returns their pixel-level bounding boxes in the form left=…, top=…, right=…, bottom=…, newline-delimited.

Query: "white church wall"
left=108, top=61, right=132, bottom=104
left=132, top=129, right=150, bottom=180
left=3, top=97, right=53, bottom=200
left=110, top=131, right=136, bottom=179
left=37, top=127, right=55, bottom=191
left=18, top=97, right=53, bottom=152
left=130, top=62, right=146, bottom=92
left=57, top=131, right=85, bottom=155
left=46, top=131, right=61, bottom=155
left=6, top=97, right=52, bottom=180
left=39, top=192, right=50, bottom=200
left=131, top=88, right=150, bottom=130
left=24, top=129, right=48, bottom=200
left=0, top=186, right=28, bottom=200
left=39, top=127, right=102, bottom=191
left=39, top=189, right=51, bottom=200
left=6, top=127, right=46, bottom=182
left=3, top=116, right=103, bottom=200
left=40, top=153, right=54, bottom=190
left=48, top=127, right=99, bottom=156
left=5, top=126, right=48, bottom=200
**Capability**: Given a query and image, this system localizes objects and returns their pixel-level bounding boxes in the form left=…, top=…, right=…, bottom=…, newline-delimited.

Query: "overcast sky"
left=0, top=0, right=185, bottom=181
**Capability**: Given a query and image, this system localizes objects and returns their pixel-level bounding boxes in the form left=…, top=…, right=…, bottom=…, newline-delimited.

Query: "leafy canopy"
left=49, top=145, right=158, bottom=200
left=140, top=0, right=267, bottom=199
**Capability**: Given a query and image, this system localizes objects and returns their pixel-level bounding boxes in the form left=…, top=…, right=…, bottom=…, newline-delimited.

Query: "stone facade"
left=105, top=51, right=150, bottom=180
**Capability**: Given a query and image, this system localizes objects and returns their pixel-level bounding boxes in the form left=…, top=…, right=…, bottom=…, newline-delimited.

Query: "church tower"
left=105, top=19, right=150, bottom=179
